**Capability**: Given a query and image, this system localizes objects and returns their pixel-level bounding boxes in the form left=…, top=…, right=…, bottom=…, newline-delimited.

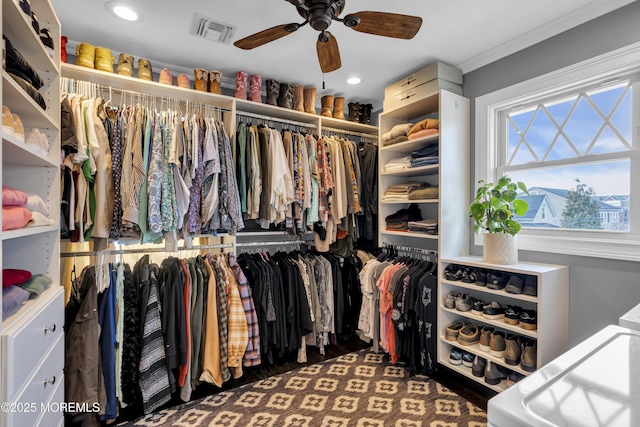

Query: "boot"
left=159, top=68, right=173, bottom=85
left=360, top=103, right=373, bottom=125
left=333, top=96, right=345, bottom=120
left=304, top=86, right=317, bottom=114
left=235, top=71, right=248, bottom=99
left=75, top=42, right=95, bottom=69
left=209, top=70, right=222, bottom=94
left=177, top=73, right=190, bottom=89
left=320, top=95, right=334, bottom=117
left=266, top=79, right=280, bottom=106
left=137, top=58, right=153, bottom=81
left=60, top=36, right=67, bottom=63
left=116, top=53, right=134, bottom=77
left=194, top=68, right=208, bottom=92
left=278, top=83, right=294, bottom=109
left=484, top=361, right=508, bottom=385
left=94, top=46, right=113, bottom=73
left=249, top=74, right=262, bottom=102
left=348, top=102, right=361, bottom=122
left=293, top=85, right=304, bottom=112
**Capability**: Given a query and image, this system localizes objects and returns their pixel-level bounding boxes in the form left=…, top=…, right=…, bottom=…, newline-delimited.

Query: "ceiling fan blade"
left=346, top=11, right=422, bottom=39
left=316, top=31, right=342, bottom=73
left=234, top=23, right=299, bottom=50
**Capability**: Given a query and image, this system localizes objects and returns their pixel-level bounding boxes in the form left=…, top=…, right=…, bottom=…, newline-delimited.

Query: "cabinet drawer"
left=383, top=79, right=462, bottom=112
left=384, top=62, right=463, bottom=99
left=3, top=334, right=64, bottom=427
left=37, top=372, right=65, bottom=427
left=2, top=286, right=64, bottom=400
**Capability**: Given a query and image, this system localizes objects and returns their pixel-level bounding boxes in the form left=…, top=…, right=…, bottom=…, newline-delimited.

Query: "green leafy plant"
left=469, top=176, right=530, bottom=236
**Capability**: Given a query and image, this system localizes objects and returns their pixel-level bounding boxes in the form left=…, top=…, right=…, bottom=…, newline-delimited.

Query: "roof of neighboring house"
left=530, top=187, right=619, bottom=211
left=530, top=187, right=570, bottom=198
left=515, top=195, right=547, bottom=220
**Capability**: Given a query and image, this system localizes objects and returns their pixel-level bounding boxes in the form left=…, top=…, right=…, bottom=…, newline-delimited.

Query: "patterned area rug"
left=120, top=349, right=487, bottom=427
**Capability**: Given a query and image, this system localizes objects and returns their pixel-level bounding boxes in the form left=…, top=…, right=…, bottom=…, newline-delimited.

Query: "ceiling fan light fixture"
left=346, top=76, right=361, bottom=85
left=106, top=2, right=143, bottom=22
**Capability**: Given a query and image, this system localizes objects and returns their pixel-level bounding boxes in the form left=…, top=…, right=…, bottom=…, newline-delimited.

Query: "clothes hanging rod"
left=236, top=111, right=317, bottom=129
left=382, top=243, right=438, bottom=256
left=236, top=240, right=305, bottom=248
left=322, top=126, right=378, bottom=139
left=60, top=243, right=234, bottom=258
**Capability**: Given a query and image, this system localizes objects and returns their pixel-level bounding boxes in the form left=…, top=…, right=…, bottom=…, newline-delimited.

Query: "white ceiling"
left=51, top=0, right=634, bottom=107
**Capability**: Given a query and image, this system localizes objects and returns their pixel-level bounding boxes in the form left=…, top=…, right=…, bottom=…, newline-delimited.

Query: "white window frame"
left=475, top=42, right=640, bottom=262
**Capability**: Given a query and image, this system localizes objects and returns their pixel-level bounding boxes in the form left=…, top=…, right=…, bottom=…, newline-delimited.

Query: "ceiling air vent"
left=190, top=13, right=237, bottom=45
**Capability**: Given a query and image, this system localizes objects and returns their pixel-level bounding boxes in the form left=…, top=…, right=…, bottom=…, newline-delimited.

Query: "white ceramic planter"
left=483, top=233, right=518, bottom=265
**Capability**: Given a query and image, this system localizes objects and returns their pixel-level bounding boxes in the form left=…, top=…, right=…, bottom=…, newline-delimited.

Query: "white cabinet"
left=438, top=255, right=569, bottom=392
left=1, top=0, right=62, bottom=425
left=377, top=89, right=469, bottom=257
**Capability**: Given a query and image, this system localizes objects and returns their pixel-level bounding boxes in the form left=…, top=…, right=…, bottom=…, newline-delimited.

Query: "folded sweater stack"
left=382, top=182, right=431, bottom=202
left=2, top=268, right=53, bottom=320
left=408, top=218, right=438, bottom=235
left=385, top=204, right=422, bottom=231
left=2, top=185, right=54, bottom=232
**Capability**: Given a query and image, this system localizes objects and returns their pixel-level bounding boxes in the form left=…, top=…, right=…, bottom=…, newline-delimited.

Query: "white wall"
left=463, top=1, right=640, bottom=347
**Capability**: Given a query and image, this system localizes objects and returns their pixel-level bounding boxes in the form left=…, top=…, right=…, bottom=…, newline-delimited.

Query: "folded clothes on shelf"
left=408, top=218, right=438, bottom=234
left=385, top=204, right=422, bottom=231
left=382, top=182, right=431, bottom=202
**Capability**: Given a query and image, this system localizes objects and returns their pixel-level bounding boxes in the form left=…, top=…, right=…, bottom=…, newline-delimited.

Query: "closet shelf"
left=438, top=356, right=509, bottom=393
left=380, top=199, right=438, bottom=205
left=441, top=255, right=564, bottom=275
left=2, top=0, right=58, bottom=74
left=235, top=98, right=319, bottom=125
left=320, top=116, right=378, bottom=134
left=380, top=230, right=438, bottom=240
left=1, top=285, right=61, bottom=332
left=2, top=74, right=58, bottom=130
left=61, top=63, right=235, bottom=110
left=380, top=133, right=440, bottom=153
left=440, top=279, right=539, bottom=304
left=381, top=164, right=439, bottom=177
left=1, top=224, right=58, bottom=241
left=440, top=306, right=538, bottom=339
left=2, top=133, right=58, bottom=167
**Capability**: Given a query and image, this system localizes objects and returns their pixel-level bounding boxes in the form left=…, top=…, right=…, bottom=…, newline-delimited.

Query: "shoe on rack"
left=519, top=309, right=537, bottom=331
left=266, top=79, right=280, bottom=105
left=479, top=326, right=494, bottom=352
left=293, top=85, right=304, bottom=112
left=25, top=128, right=48, bottom=154
left=19, top=0, right=31, bottom=16
left=475, top=269, right=488, bottom=286
left=2, top=106, right=15, bottom=136
left=95, top=47, right=114, bottom=73
left=194, top=68, right=208, bottom=92
left=521, top=340, right=537, bottom=372
left=503, top=305, right=521, bottom=325
left=471, top=299, right=486, bottom=317
left=505, top=274, right=525, bottom=294
left=75, top=42, right=96, bottom=69
left=333, top=96, right=345, bottom=120
left=460, top=267, right=477, bottom=284
left=444, top=292, right=460, bottom=309
left=457, top=324, right=480, bottom=346
left=472, top=355, right=487, bottom=377
left=12, top=114, right=25, bottom=143
left=443, top=264, right=463, bottom=281
left=489, top=331, right=506, bottom=358
left=304, top=86, right=317, bottom=114
left=348, top=102, right=361, bottom=122
left=116, top=53, right=134, bottom=77
left=177, top=73, right=190, bottom=89
left=504, top=334, right=522, bottom=365
left=506, top=371, right=525, bottom=387
left=360, top=103, right=372, bottom=125
left=449, top=347, right=463, bottom=366
left=320, top=95, right=334, bottom=117
left=39, top=29, right=54, bottom=59
left=210, top=70, right=222, bottom=94
left=482, top=301, right=505, bottom=320
left=455, top=293, right=474, bottom=312
left=487, top=271, right=508, bottom=290
left=523, top=276, right=538, bottom=296
left=462, top=351, right=475, bottom=368
left=484, top=361, right=508, bottom=385
left=278, top=82, right=294, bottom=109
left=138, top=59, right=153, bottom=81
left=159, top=68, right=173, bottom=85
left=249, top=74, right=262, bottom=102
left=31, top=11, right=39, bottom=34
left=235, top=71, right=248, bottom=99
left=445, top=321, right=465, bottom=341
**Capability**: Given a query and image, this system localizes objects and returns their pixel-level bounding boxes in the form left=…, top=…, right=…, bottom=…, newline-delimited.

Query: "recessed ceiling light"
left=106, top=2, right=143, bottom=22
left=346, top=76, right=362, bottom=85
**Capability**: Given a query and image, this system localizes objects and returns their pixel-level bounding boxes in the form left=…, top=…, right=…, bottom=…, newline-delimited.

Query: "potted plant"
left=469, top=175, right=530, bottom=264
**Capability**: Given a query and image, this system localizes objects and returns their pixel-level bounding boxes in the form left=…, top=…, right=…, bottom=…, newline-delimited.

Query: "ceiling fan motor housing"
left=297, top=0, right=346, bottom=31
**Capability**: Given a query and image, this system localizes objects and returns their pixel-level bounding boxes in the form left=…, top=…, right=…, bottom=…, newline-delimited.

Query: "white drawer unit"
left=1, top=286, right=64, bottom=401
left=36, top=373, right=65, bottom=427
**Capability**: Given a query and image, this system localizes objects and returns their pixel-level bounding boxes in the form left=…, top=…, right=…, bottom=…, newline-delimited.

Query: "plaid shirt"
left=228, top=254, right=261, bottom=367
left=220, top=256, right=248, bottom=378
left=316, top=137, right=334, bottom=224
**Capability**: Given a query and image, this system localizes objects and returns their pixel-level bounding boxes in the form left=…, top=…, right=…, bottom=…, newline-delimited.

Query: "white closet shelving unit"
left=377, top=89, right=470, bottom=256
left=1, top=0, right=62, bottom=426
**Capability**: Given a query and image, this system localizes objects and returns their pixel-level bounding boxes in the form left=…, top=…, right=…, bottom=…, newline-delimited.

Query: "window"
left=476, top=42, right=640, bottom=261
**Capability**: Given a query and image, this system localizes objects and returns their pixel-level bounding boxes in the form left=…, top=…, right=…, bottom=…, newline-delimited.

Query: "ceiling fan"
left=234, top=0, right=423, bottom=73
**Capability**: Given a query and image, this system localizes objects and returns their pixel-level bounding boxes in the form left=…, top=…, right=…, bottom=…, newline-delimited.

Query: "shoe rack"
left=438, top=255, right=569, bottom=392
left=1, top=0, right=63, bottom=426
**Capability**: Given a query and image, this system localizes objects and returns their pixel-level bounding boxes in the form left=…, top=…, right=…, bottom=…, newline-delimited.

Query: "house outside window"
left=475, top=42, right=640, bottom=261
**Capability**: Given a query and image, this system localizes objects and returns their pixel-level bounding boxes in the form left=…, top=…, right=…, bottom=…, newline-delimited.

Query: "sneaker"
left=445, top=321, right=465, bottom=341
left=25, top=128, right=48, bottom=154
left=483, top=301, right=505, bottom=320
left=521, top=340, right=537, bottom=372
left=486, top=272, right=508, bottom=290
left=523, top=276, right=538, bottom=296
left=504, top=334, right=522, bottom=365
left=457, top=324, right=480, bottom=346
left=479, top=326, right=494, bottom=352
left=472, top=355, right=487, bottom=377
left=443, top=264, right=463, bottom=281
left=471, top=300, right=486, bottom=317
left=505, top=274, right=525, bottom=294
left=475, top=269, right=487, bottom=286
left=460, top=267, right=477, bottom=284
left=449, top=347, right=463, bottom=365
left=490, top=331, right=506, bottom=358
left=506, top=371, right=525, bottom=387
left=519, top=309, right=537, bottom=330
left=444, top=292, right=459, bottom=309
left=504, top=305, right=521, bottom=325
left=12, top=114, right=24, bottom=143
left=455, top=293, right=474, bottom=312
left=2, top=106, right=15, bottom=136
left=485, top=361, right=508, bottom=385
left=462, top=351, right=475, bottom=367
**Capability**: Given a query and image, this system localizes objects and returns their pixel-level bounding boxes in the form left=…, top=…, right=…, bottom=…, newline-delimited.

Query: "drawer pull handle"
left=44, top=376, right=56, bottom=386
left=44, top=324, right=57, bottom=334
